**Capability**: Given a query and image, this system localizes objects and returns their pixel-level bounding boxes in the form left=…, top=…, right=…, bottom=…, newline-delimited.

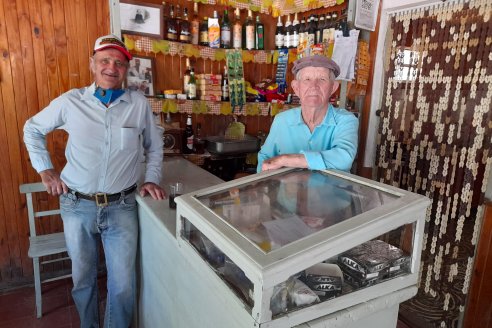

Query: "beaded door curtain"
left=375, top=0, right=491, bottom=327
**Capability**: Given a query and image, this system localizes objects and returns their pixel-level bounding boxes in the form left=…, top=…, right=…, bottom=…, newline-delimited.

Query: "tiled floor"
left=0, top=277, right=106, bottom=328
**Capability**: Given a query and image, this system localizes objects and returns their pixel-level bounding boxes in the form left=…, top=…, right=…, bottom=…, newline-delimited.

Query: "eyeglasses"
left=94, top=57, right=129, bottom=69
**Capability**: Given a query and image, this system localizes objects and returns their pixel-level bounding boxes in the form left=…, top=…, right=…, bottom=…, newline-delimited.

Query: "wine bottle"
left=199, top=16, right=209, bottom=46
left=232, top=8, right=242, bottom=49
left=255, top=15, right=264, bottom=50
left=190, top=2, right=200, bottom=45
left=187, top=68, right=197, bottom=100
left=275, top=16, right=284, bottom=50
left=244, top=10, right=255, bottom=50
left=183, top=115, right=194, bottom=154
left=292, top=13, right=300, bottom=48
left=284, top=15, right=291, bottom=49
left=179, top=8, right=191, bottom=43
left=220, top=9, right=231, bottom=49
left=167, top=5, right=178, bottom=41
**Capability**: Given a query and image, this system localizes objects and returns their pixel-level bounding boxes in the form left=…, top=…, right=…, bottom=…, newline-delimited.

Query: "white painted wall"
left=363, top=0, right=446, bottom=168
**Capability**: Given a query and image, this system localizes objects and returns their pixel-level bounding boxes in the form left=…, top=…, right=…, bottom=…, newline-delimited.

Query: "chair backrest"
left=19, top=183, right=61, bottom=238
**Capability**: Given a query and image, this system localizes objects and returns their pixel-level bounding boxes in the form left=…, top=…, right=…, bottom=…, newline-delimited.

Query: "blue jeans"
left=60, top=191, right=138, bottom=328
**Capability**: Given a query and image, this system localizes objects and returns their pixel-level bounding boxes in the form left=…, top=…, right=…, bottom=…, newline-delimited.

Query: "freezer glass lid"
left=196, top=169, right=400, bottom=253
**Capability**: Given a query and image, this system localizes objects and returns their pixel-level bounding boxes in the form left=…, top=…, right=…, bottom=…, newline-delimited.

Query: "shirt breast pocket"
left=120, top=127, right=140, bottom=151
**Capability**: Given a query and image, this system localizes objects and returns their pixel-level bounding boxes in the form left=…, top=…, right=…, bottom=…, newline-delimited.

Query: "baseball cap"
left=93, top=34, right=132, bottom=61
left=292, top=55, right=340, bottom=78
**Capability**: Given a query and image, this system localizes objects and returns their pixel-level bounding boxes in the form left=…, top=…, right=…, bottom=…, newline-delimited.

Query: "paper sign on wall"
left=355, top=0, right=380, bottom=31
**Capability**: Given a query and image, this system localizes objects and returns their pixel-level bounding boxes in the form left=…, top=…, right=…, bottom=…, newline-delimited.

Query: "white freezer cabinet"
left=175, top=168, right=430, bottom=327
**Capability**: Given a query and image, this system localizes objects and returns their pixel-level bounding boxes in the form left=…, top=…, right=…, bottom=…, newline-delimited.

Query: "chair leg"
left=33, top=257, right=42, bottom=318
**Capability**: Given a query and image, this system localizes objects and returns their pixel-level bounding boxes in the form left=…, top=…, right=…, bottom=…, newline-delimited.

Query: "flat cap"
left=292, top=55, right=340, bottom=78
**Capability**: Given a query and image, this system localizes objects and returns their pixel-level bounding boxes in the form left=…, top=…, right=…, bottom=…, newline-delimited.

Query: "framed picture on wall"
left=120, top=0, right=163, bottom=38
left=127, top=55, right=156, bottom=96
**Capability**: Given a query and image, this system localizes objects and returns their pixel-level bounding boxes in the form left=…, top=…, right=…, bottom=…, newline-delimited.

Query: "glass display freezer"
left=175, top=168, right=430, bottom=327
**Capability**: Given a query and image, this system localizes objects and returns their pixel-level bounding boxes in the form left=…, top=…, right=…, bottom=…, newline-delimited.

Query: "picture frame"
left=120, top=0, right=163, bottom=39
left=127, top=55, right=156, bottom=96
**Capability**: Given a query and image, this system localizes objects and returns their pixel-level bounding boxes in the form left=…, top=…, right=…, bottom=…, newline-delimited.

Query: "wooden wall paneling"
left=73, top=0, right=91, bottom=85
left=3, top=0, right=32, bottom=280
left=0, top=0, right=15, bottom=281
left=63, top=0, right=80, bottom=90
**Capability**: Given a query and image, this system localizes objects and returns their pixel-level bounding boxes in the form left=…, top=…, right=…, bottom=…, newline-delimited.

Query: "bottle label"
left=233, top=25, right=242, bottom=48
left=221, top=30, right=231, bottom=47
left=188, top=84, right=196, bottom=99
left=293, top=32, right=299, bottom=47
left=275, top=34, right=284, bottom=48
left=246, top=26, right=255, bottom=49
left=186, top=136, right=194, bottom=150
left=322, top=29, right=330, bottom=43
left=284, top=32, right=291, bottom=48
left=191, top=22, right=199, bottom=44
left=199, top=31, right=208, bottom=44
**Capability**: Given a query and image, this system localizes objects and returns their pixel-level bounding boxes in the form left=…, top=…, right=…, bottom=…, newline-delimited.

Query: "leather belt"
left=68, top=184, right=137, bottom=207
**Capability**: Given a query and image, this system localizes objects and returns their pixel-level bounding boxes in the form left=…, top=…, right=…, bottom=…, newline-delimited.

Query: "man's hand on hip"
left=40, top=169, right=68, bottom=196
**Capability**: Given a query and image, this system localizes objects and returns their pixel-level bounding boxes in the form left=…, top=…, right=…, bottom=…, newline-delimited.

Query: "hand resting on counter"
left=140, top=182, right=166, bottom=200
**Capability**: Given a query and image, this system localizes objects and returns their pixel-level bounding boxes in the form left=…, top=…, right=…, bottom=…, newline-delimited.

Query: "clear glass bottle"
left=232, top=8, right=242, bottom=49
left=190, top=2, right=200, bottom=45
left=244, top=10, right=255, bottom=50
left=183, top=58, right=191, bottom=95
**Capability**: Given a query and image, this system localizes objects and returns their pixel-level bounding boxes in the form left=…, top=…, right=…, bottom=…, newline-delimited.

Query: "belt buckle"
left=95, top=193, right=108, bottom=207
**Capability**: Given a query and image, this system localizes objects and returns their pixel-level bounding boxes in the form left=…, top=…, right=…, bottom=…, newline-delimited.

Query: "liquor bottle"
left=292, top=12, right=300, bottom=48
left=244, top=10, right=255, bottom=50
left=183, top=58, right=191, bottom=95
left=209, top=10, right=220, bottom=48
left=190, top=2, right=200, bottom=45
left=199, top=16, right=209, bottom=46
left=275, top=16, right=284, bottom=49
left=187, top=68, right=197, bottom=100
left=175, top=4, right=182, bottom=39
left=222, top=65, right=229, bottom=101
left=307, top=15, right=316, bottom=47
left=162, top=1, right=169, bottom=40
left=255, top=15, right=264, bottom=50
left=298, top=16, right=306, bottom=49
left=183, top=115, right=194, bottom=154
left=316, top=15, right=324, bottom=44
left=167, top=5, right=178, bottom=41
left=232, top=8, right=242, bottom=49
left=327, top=13, right=337, bottom=57
left=284, top=14, right=291, bottom=49
left=322, top=13, right=332, bottom=45
left=220, top=9, right=231, bottom=48
left=179, top=8, right=191, bottom=43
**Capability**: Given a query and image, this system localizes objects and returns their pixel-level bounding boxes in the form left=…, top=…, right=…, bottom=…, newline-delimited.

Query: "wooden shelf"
left=148, top=97, right=295, bottom=116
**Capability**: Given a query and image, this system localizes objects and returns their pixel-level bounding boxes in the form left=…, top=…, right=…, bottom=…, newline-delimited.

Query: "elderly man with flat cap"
left=258, top=55, right=358, bottom=172
left=24, top=34, right=165, bottom=327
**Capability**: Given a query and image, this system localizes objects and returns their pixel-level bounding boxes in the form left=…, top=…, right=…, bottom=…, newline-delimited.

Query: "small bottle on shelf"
left=179, top=7, right=191, bottom=43
left=190, top=2, right=200, bottom=45
left=275, top=16, right=284, bottom=50
left=222, top=65, right=229, bottom=102
left=244, top=10, right=255, bottom=50
left=187, top=68, right=197, bottom=100
left=162, top=1, right=169, bottom=40
left=183, top=115, right=194, bottom=154
left=232, top=8, right=242, bottom=49
left=220, top=9, right=231, bottom=49
left=199, top=16, right=209, bottom=46
left=322, top=13, right=332, bottom=45
left=298, top=16, right=306, bottom=50
left=255, top=15, right=264, bottom=50
left=183, top=58, right=191, bottom=95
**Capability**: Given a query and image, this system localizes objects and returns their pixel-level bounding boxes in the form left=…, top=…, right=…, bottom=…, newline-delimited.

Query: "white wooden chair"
left=20, top=182, right=71, bottom=318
